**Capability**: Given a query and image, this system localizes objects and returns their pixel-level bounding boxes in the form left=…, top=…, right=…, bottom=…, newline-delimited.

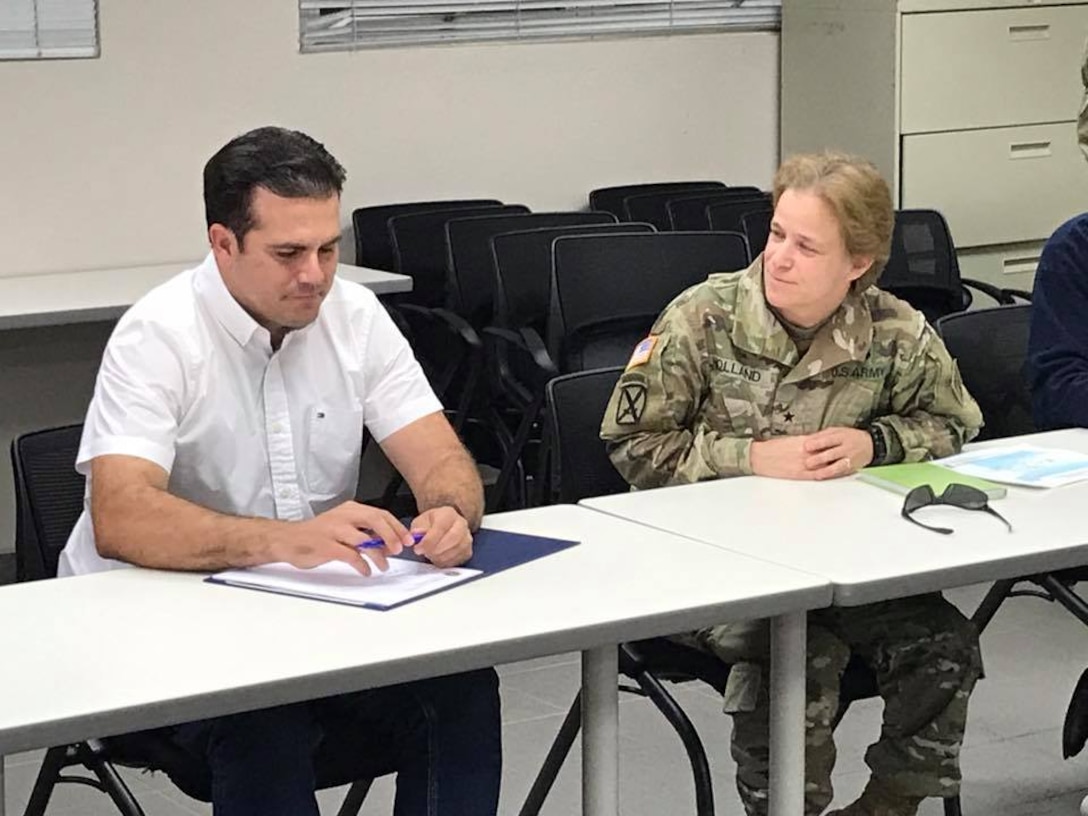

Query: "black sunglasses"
left=901, top=483, right=1012, bottom=535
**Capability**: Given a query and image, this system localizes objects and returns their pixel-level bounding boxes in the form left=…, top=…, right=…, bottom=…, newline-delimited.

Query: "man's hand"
left=411, top=506, right=473, bottom=568
left=269, top=501, right=413, bottom=576
left=750, top=427, right=873, bottom=481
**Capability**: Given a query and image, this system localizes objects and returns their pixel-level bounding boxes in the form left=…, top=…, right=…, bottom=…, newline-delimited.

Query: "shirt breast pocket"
left=305, top=405, right=364, bottom=499
left=829, top=379, right=886, bottom=426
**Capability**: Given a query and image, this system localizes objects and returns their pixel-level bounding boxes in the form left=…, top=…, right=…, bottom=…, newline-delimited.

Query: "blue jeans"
left=171, top=668, right=501, bottom=816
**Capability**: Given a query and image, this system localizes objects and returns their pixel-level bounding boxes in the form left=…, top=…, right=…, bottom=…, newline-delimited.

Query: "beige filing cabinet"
left=781, top=0, right=1088, bottom=293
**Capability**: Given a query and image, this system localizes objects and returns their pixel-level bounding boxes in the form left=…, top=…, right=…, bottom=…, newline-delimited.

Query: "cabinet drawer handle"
left=1008, top=23, right=1051, bottom=41
left=1009, top=141, right=1052, bottom=159
left=1002, top=255, right=1040, bottom=276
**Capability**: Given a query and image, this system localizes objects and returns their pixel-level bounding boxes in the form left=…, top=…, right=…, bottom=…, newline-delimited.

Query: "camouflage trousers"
left=674, top=593, right=981, bottom=816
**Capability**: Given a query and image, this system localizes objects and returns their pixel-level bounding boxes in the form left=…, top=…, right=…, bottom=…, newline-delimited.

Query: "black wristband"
left=867, top=424, right=888, bottom=467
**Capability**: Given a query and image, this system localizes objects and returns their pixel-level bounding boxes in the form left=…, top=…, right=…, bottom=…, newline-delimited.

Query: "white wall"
left=0, top=0, right=780, bottom=552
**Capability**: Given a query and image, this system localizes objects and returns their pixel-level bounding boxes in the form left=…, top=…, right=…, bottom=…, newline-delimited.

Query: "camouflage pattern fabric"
left=600, top=259, right=984, bottom=814
left=682, top=596, right=981, bottom=816
left=600, top=259, right=982, bottom=489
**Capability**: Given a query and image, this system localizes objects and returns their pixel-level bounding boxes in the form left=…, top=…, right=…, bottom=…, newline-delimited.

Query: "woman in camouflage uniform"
left=600, top=153, right=983, bottom=816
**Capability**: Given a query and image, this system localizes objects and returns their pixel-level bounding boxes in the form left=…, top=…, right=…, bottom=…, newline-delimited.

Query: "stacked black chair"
left=881, top=209, right=1010, bottom=323
left=486, top=222, right=657, bottom=508
left=740, top=209, right=773, bottom=261
left=10, top=425, right=376, bottom=816
left=668, top=189, right=769, bottom=232
left=588, top=181, right=725, bottom=220
left=351, top=199, right=503, bottom=271
left=622, top=186, right=742, bottom=229
left=549, top=231, right=748, bottom=370
left=706, top=199, right=774, bottom=250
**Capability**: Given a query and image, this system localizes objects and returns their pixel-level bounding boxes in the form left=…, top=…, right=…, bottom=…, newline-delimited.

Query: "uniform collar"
left=731, top=259, right=874, bottom=382
left=194, top=252, right=271, bottom=351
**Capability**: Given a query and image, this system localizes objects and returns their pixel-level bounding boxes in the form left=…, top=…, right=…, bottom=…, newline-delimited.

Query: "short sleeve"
left=77, top=316, right=188, bottom=475
left=360, top=305, right=443, bottom=442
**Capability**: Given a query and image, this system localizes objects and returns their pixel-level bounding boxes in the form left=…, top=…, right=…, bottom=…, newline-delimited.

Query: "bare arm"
left=380, top=411, right=483, bottom=566
left=91, top=455, right=411, bottom=574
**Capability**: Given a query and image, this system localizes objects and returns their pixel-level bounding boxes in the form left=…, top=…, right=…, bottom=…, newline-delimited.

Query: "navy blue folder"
left=206, top=528, right=579, bottom=611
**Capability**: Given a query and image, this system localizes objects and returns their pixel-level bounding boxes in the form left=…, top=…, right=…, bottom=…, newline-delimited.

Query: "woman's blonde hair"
left=772, top=152, right=894, bottom=291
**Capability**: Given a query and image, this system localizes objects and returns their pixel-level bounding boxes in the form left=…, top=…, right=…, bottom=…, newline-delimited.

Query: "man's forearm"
left=413, top=447, right=485, bottom=530
left=93, top=483, right=283, bottom=571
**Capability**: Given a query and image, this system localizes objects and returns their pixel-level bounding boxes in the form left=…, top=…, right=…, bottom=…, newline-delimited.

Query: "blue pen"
left=355, top=531, right=425, bottom=551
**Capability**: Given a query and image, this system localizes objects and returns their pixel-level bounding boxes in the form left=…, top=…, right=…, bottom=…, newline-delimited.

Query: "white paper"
left=210, top=558, right=481, bottom=609
left=940, top=444, right=1088, bottom=489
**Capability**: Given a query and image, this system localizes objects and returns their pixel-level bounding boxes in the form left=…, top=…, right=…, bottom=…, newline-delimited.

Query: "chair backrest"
left=880, top=209, right=967, bottom=323
left=445, top=211, right=616, bottom=327
left=389, top=204, right=529, bottom=307
left=705, top=198, right=774, bottom=240
left=621, top=185, right=733, bottom=229
left=588, top=181, right=725, bottom=220
left=10, top=424, right=85, bottom=582
left=550, top=231, right=748, bottom=371
left=492, top=222, right=655, bottom=330
left=936, top=305, right=1035, bottom=441
left=544, top=367, right=629, bottom=503
left=666, top=189, right=767, bottom=231
left=351, top=200, right=503, bottom=270
left=741, top=208, right=773, bottom=261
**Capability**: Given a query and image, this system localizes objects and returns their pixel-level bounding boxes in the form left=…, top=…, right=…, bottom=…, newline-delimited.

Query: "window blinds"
left=0, top=0, right=98, bottom=59
left=300, top=0, right=779, bottom=51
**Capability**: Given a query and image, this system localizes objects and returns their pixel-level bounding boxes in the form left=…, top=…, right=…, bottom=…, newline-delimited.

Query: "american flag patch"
left=626, top=335, right=658, bottom=369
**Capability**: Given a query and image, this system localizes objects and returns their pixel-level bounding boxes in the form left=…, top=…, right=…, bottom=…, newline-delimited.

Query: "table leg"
left=769, top=611, right=807, bottom=816
left=1, top=753, right=7, bottom=816
left=582, top=645, right=619, bottom=816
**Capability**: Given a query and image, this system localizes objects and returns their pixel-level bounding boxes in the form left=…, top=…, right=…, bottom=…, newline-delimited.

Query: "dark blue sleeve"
left=1028, top=214, right=1088, bottom=430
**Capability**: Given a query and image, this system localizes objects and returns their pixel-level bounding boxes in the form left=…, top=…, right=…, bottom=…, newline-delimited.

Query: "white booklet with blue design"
left=940, top=444, right=1088, bottom=489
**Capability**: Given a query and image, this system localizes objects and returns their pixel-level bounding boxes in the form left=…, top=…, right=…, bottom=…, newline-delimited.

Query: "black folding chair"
left=588, top=181, right=725, bottom=220
left=622, top=186, right=737, bottom=230
left=741, top=209, right=773, bottom=261
left=351, top=199, right=502, bottom=271
left=485, top=222, right=656, bottom=508
left=518, top=367, right=729, bottom=816
left=706, top=200, right=774, bottom=251
left=881, top=210, right=1010, bottom=323
left=668, top=190, right=769, bottom=232
left=11, top=425, right=376, bottom=816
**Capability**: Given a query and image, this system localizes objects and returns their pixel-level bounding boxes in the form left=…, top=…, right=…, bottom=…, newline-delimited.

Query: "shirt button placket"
left=264, top=356, right=304, bottom=520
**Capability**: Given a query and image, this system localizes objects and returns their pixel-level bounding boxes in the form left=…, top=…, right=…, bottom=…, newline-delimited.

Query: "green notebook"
left=857, top=462, right=1007, bottom=500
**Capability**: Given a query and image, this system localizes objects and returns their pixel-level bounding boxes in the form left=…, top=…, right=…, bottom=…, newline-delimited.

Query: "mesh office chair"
left=588, top=181, right=725, bottom=220
left=881, top=210, right=1009, bottom=323
left=351, top=199, right=503, bottom=271
left=11, top=425, right=375, bottom=816
left=937, top=306, right=1088, bottom=760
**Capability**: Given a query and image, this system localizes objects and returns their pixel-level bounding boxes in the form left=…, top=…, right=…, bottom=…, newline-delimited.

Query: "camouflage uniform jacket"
left=600, top=259, right=983, bottom=489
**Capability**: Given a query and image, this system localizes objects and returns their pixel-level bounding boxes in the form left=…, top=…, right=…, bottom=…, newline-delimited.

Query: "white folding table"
left=0, top=504, right=830, bottom=816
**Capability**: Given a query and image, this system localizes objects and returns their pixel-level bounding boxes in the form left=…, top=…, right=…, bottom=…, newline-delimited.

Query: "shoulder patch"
left=626, top=335, right=659, bottom=369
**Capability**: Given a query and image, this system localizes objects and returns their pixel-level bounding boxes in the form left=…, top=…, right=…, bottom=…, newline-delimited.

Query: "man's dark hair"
left=203, top=126, right=347, bottom=247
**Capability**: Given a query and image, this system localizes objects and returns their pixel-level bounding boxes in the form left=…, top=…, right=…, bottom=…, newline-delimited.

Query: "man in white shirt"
left=60, top=126, right=500, bottom=815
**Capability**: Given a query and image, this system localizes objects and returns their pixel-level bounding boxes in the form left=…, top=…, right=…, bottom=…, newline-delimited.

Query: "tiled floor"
left=5, top=582, right=1088, bottom=815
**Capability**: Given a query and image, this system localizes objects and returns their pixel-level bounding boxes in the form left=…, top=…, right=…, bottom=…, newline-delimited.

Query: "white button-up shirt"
left=60, top=253, right=441, bottom=576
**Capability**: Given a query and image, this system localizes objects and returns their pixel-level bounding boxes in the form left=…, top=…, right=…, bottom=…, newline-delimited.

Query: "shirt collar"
left=730, top=259, right=874, bottom=381
left=193, top=252, right=269, bottom=350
